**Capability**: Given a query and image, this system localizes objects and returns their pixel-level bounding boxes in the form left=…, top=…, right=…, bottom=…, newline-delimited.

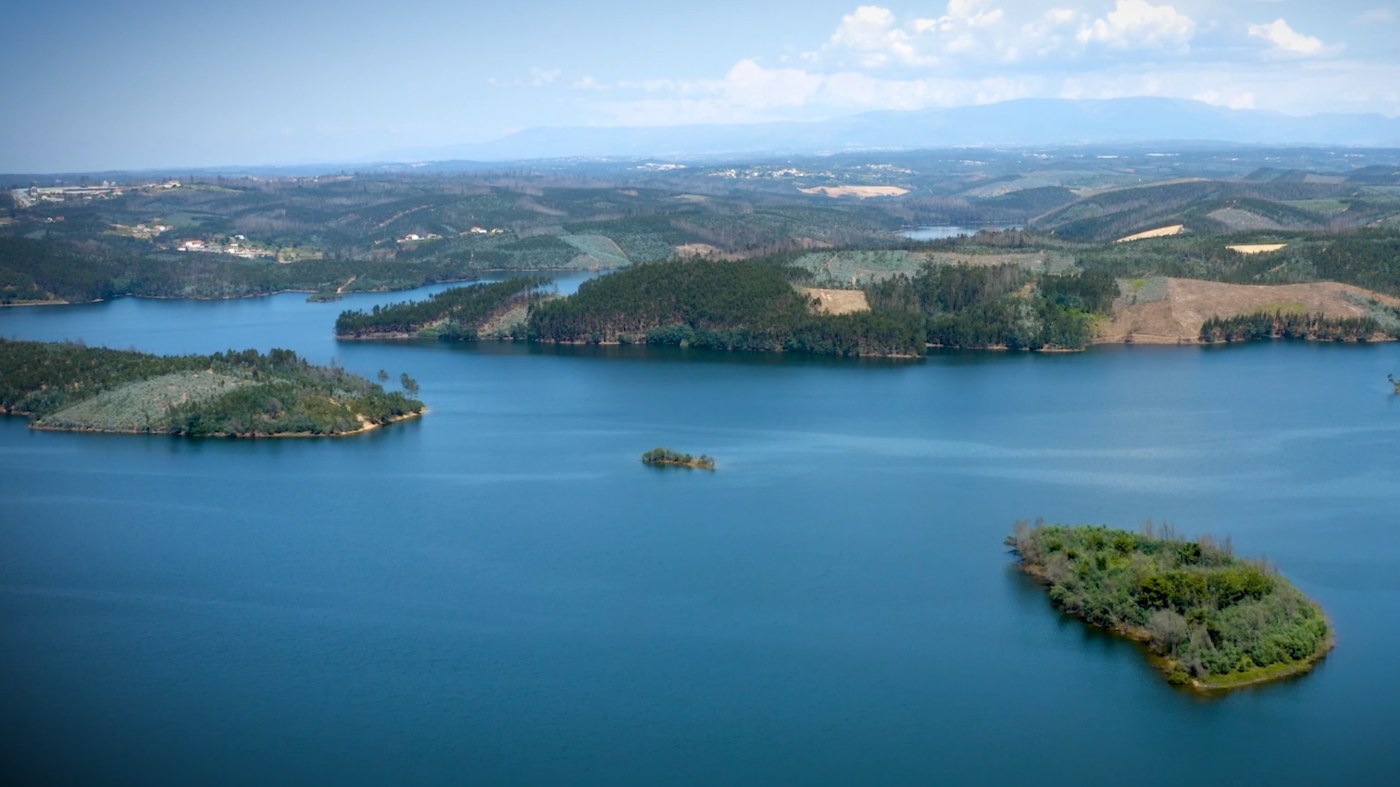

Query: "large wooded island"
left=0, top=340, right=424, bottom=437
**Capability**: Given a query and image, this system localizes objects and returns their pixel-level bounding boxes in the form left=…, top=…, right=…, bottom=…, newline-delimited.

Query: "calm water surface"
left=900, top=225, right=1021, bottom=241
left=2, top=284, right=1398, bottom=785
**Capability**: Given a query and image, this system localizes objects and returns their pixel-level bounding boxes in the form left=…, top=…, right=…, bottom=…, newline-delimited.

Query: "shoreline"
left=0, top=267, right=607, bottom=310
left=1017, top=561, right=1332, bottom=694
left=19, top=407, right=426, bottom=439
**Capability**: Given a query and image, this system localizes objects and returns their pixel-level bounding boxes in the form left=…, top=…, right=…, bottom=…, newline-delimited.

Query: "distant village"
left=10, top=179, right=181, bottom=209
left=397, top=226, right=504, bottom=244
left=176, top=235, right=275, bottom=259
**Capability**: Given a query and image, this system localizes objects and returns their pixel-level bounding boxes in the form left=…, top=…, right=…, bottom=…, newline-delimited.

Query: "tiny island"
left=641, top=447, right=715, bottom=470
left=0, top=339, right=424, bottom=437
left=1007, top=521, right=1331, bottom=692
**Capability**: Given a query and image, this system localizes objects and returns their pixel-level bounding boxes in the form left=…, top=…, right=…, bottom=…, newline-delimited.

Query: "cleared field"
left=1227, top=243, right=1289, bottom=254
left=800, top=287, right=870, bottom=315
left=674, top=243, right=733, bottom=259
left=38, top=370, right=251, bottom=431
left=1115, top=224, right=1184, bottom=243
left=791, top=249, right=1051, bottom=285
left=1205, top=207, right=1285, bottom=231
left=799, top=185, right=910, bottom=198
left=1099, top=278, right=1400, bottom=344
left=561, top=234, right=630, bottom=266
left=477, top=302, right=530, bottom=337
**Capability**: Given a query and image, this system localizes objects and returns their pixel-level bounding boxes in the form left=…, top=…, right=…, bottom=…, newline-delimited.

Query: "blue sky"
left=3, top=0, right=1397, bottom=172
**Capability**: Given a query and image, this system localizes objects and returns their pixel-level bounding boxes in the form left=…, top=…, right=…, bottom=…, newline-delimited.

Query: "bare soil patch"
left=1099, top=278, right=1400, bottom=344
left=800, top=287, right=870, bottom=316
left=674, top=243, right=738, bottom=259
left=1227, top=243, right=1288, bottom=254
left=799, top=185, right=910, bottom=198
left=1116, top=224, right=1184, bottom=243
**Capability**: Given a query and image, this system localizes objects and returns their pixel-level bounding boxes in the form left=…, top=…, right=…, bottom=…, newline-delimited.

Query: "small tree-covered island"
left=0, top=339, right=424, bottom=437
left=1007, top=522, right=1332, bottom=692
left=641, top=447, right=716, bottom=470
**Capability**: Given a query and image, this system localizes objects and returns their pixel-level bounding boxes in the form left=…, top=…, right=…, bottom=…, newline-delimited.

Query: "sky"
left=2, top=0, right=1397, bottom=172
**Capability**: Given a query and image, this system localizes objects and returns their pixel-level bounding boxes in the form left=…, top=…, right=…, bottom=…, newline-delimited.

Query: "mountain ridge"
left=388, top=97, right=1400, bottom=162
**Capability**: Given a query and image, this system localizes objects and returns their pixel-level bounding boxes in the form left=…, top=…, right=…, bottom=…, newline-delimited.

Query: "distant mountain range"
left=392, top=97, right=1400, bottom=162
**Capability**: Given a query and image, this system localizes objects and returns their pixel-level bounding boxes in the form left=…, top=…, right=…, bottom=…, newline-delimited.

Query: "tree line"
left=1200, top=311, right=1384, bottom=343
left=0, top=237, right=487, bottom=304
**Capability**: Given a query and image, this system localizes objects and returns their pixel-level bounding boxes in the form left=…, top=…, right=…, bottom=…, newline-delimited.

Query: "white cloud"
left=1354, top=8, right=1394, bottom=25
left=912, top=0, right=1004, bottom=34
left=570, top=4, right=1397, bottom=128
left=722, top=59, right=824, bottom=108
left=1013, top=8, right=1083, bottom=61
left=1247, top=18, right=1334, bottom=57
left=489, top=67, right=563, bottom=88
left=528, top=68, right=561, bottom=87
left=824, top=5, right=927, bottom=68
left=1076, top=0, right=1196, bottom=51
left=813, top=2, right=1204, bottom=69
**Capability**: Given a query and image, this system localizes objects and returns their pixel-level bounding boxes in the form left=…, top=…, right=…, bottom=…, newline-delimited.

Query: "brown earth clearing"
left=799, top=185, right=910, bottom=198
left=800, top=287, right=870, bottom=315
left=1099, top=278, right=1400, bottom=344
left=1116, top=224, right=1184, bottom=243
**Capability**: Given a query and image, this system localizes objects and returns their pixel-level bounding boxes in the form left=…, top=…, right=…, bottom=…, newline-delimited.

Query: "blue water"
left=901, top=225, right=1021, bottom=241
left=2, top=288, right=1399, bottom=785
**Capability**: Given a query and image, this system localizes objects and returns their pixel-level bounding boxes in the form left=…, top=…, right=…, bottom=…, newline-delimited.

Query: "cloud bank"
left=499, top=1, right=1391, bottom=127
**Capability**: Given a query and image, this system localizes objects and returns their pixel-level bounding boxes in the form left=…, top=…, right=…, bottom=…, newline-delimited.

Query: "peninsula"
left=0, top=340, right=424, bottom=437
left=641, top=447, right=715, bottom=470
left=1007, top=521, right=1331, bottom=692
left=335, top=277, right=542, bottom=340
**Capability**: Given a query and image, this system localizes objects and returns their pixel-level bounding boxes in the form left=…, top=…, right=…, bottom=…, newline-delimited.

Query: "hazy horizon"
left=4, top=0, right=1398, bottom=172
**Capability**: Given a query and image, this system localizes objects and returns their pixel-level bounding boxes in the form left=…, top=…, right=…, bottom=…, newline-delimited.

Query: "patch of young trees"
left=1200, top=311, right=1383, bottom=343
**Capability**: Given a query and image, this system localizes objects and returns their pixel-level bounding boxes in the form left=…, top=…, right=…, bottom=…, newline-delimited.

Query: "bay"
left=2, top=285, right=1398, bottom=785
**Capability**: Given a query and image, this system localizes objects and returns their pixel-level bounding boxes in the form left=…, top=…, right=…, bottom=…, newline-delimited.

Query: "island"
left=1006, top=521, right=1331, bottom=692
left=641, top=447, right=715, bottom=470
left=0, top=339, right=424, bottom=437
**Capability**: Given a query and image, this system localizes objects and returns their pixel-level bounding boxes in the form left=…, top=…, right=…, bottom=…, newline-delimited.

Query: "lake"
left=901, top=225, right=1021, bottom=241
left=2, top=284, right=1399, bottom=785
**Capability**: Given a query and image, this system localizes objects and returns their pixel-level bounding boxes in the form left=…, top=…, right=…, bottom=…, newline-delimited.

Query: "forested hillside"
left=336, top=278, right=542, bottom=339
left=865, top=264, right=1118, bottom=350
left=527, top=259, right=926, bottom=357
